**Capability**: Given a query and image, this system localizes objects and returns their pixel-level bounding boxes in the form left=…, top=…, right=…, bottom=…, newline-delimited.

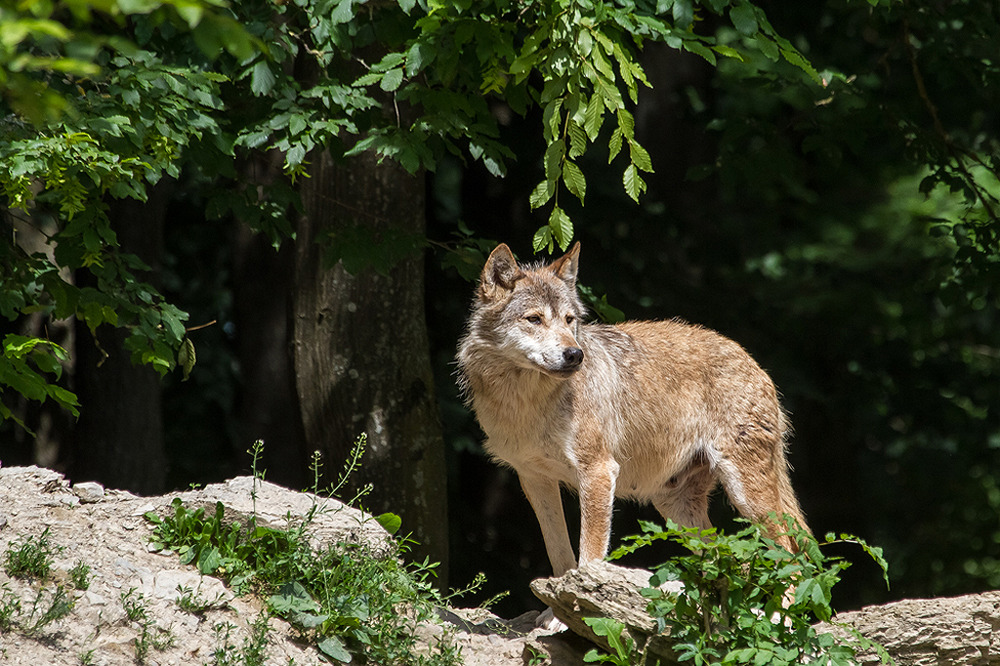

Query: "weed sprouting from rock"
left=146, top=435, right=465, bottom=665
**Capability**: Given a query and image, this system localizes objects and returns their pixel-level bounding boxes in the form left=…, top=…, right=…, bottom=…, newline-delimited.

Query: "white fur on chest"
left=471, top=370, right=579, bottom=483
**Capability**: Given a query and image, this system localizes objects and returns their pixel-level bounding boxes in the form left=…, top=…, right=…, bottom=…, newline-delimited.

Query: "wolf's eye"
left=565, top=315, right=575, bottom=325
left=525, top=315, right=542, bottom=325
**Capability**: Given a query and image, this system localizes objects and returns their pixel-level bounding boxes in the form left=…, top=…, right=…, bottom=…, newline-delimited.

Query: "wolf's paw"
left=536, top=607, right=568, bottom=633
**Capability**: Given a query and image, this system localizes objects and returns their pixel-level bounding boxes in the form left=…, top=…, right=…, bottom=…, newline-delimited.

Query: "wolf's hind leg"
left=712, top=433, right=808, bottom=552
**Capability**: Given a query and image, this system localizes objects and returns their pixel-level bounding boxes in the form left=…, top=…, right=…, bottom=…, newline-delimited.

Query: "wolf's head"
left=464, top=242, right=587, bottom=378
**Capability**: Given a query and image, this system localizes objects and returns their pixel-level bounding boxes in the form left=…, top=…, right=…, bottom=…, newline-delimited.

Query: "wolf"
left=456, top=242, right=809, bottom=627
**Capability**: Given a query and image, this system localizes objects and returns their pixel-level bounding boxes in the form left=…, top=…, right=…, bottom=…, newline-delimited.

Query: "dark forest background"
left=2, top=0, right=998, bottom=620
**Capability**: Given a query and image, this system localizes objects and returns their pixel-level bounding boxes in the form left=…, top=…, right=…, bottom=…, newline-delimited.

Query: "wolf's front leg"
left=518, top=472, right=576, bottom=576
left=577, top=457, right=620, bottom=564
left=518, top=472, right=575, bottom=631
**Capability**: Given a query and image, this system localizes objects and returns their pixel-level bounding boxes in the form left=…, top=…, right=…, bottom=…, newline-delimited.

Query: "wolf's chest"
left=473, top=387, right=579, bottom=483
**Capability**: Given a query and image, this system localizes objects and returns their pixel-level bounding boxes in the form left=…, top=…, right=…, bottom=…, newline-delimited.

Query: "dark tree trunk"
left=293, top=150, right=449, bottom=578
left=232, top=221, right=309, bottom=488
left=71, top=187, right=169, bottom=494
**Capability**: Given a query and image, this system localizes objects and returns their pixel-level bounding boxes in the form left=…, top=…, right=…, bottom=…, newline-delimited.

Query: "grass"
left=1, top=531, right=76, bottom=637
left=145, top=437, right=468, bottom=665
left=69, top=560, right=92, bottom=590
left=3, top=528, right=61, bottom=580
left=121, top=588, right=175, bottom=663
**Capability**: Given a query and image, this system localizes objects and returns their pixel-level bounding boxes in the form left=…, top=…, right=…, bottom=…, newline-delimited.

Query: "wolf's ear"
left=549, top=241, right=581, bottom=284
left=479, top=243, right=523, bottom=301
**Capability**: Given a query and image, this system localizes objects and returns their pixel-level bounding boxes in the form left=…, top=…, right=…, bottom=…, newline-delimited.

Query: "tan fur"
left=457, top=242, right=809, bottom=589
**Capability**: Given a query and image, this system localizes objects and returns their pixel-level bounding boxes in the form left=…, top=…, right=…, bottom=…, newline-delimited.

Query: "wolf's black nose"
left=563, top=347, right=584, bottom=367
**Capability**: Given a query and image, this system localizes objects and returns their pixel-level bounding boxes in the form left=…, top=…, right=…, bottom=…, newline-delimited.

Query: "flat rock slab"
left=818, top=591, right=1000, bottom=665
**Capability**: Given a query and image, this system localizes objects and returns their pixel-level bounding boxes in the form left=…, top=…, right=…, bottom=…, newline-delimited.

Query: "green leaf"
left=584, top=92, right=605, bottom=140
left=562, top=160, right=587, bottom=202
left=712, top=45, right=746, bottom=62
left=629, top=140, right=653, bottom=173
left=318, top=636, right=352, bottom=663
left=533, top=225, right=554, bottom=254
left=530, top=179, right=556, bottom=210
left=380, top=68, right=404, bottom=92
left=780, top=47, right=822, bottom=84
left=543, top=140, right=565, bottom=183
left=178, top=337, right=196, bottom=382
left=548, top=206, right=573, bottom=250
left=269, top=581, right=321, bottom=614
left=617, top=108, right=635, bottom=142
left=330, top=0, right=355, bottom=25
left=672, top=0, right=694, bottom=28
left=250, top=60, right=276, bottom=96
left=197, top=546, right=222, bottom=574
left=623, top=164, right=646, bottom=202
left=754, top=33, right=780, bottom=61
left=568, top=120, right=587, bottom=159
left=376, top=512, right=402, bottom=535
left=405, top=41, right=435, bottom=76
left=730, top=3, right=759, bottom=36
left=683, top=39, right=717, bottom=65
left=608, top=128, right=623, bottom=163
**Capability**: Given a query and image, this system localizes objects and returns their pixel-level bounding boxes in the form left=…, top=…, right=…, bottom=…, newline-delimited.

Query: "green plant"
left=0, top=584, right=22, bottom=631
left=120, top=588, right=174, bottom=663
left=242, top=610, right=272, bottom=666
left=175, top=584, right=226, bottom=615
left=525, top=645, right=549, bottom=666
left=211, top=621, right=240, bottom=666
left=583, top=616, right=634, bottom=665
left=121, top=588, right=148, bottom=624
left=209, top=614, right=273, bottom=666
left=609, top=517, right=892, bottom=666
left=69, top=560, right=92, bottom=591
left=146, top=445, right=463, bottom=665
left=22, top=584, right=75, bottom=636
left=79, top=649, right=96, bottom=666
left=3, top=528, right=61, bottom=580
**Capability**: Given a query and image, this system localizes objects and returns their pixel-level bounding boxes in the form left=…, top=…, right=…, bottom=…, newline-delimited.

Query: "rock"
left=531, top=561, right=681, bottom=663
left=534, top=561, right=1000, bottom=666
left=4, top=464, right=1000, bottom=666
left=72, top=481, right=106, bottom=503
left=817, top=591, right=1000, bottom=665
left=0, top=465, right=579, bottom=666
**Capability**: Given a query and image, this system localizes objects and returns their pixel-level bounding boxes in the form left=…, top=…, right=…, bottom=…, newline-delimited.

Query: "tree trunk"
left=292, top=150, right=449, bottom=578
left=71, top=188, right=169, bottom=494
left=232, top=218, right=309, bottom=488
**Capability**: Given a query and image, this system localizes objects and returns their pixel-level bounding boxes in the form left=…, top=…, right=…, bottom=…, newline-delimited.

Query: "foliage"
left=0, top=580, right=75, bottom=637
left=121, top=587, right=177, bottom=662
left=605, top=517, right=891, bottom=666
left=20, top=584, right=75, bottom=637
left=583, top=616, right=635, bottom=665
left=210, top=613, right=272, bottom=666
left=0, top=335, right=78, bottom=432
left=0, top=0, right=253, bottom=124
left=0, top=0, right=822, bottom=428
left=146, top=498, right=462, bottom=665
left=0, top=2, right=250, bottom=427
left=3, top=527, right=61, bottom=580
left=69, top=560, right=92, bottom=591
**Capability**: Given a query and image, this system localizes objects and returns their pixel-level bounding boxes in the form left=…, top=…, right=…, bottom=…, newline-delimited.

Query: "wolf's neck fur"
left=458, top=341, right=573, bottom=442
